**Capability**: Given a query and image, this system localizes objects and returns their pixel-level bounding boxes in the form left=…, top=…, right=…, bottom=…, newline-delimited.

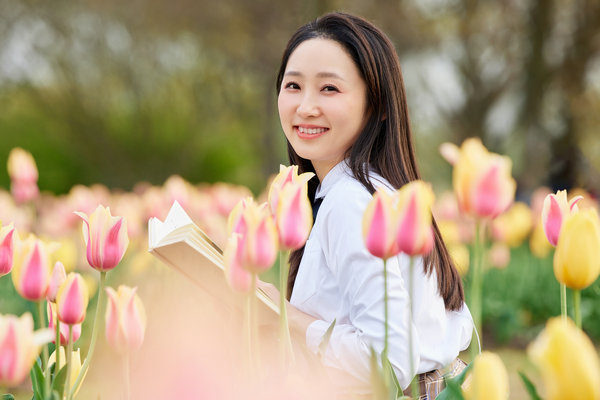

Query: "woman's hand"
left=256, top=279, right=317, bottom=336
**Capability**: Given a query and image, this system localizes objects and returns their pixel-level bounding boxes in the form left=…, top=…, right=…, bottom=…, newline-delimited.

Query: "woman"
left=263, top=11, right=473, bottom=397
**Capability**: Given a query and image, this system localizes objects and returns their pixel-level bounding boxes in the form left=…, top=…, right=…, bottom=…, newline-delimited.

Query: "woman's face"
left=278, top=38, right=368, bottom=181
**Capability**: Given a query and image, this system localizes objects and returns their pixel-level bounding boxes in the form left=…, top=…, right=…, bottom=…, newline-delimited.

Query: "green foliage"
left=479, top=243, right=600, bottom=344
left=518, top=371, right=543, bottom=400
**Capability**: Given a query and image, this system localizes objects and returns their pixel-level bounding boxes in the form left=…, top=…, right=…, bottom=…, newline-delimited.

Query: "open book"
left=148, top=201, right=279, bottom=317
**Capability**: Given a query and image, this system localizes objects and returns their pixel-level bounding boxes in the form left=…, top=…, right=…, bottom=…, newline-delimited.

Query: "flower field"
left=1, top=142, right=599, bottom=399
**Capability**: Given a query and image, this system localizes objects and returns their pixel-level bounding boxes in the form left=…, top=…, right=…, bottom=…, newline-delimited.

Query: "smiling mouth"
left=295, top=126, right=329, bottom=136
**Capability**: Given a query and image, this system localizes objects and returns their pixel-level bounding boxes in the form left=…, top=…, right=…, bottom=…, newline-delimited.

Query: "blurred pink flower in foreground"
left=362, top=188, right=399, bottom=259
left=7, top=147, right=39, bottom=204
left=56, top=272, right=89, bottom=325
left=541, top=189, right=582, bottom=247
left=105, top=285, right=147, bottom=353
left=47, top=302, right=81, bottom=345
left=75, top=205, right=129, bottom=271
left=11, top=234, right=55, bottom=301
left=267, top=164, right=314, bottom=217
left=223, top=234, right=252, bottom=293
left=442, top=138, right=516, bottom=219
left=0, top=223, right=15, bottom=276
left=395, top=180, right=435, bottom=256
left=0, top=313, right=52, bottom=387
left=275, top=182, right=313, bottom=251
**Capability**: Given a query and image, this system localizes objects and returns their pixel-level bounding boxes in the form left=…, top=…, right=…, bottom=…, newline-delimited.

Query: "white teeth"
left=298, top=127, right=327, bottom=135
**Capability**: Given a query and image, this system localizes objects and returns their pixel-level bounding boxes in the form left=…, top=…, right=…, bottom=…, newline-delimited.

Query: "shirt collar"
left=314, top=160, right=352, bottom=199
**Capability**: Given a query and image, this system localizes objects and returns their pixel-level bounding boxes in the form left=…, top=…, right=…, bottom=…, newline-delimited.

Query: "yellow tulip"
left=553, top=208, right=600, bottom=289
left=48, top=347, right=83, bottom=395
left=450, top=138, right=516, bottom=219
left=447, top=243, right=469, bottom=277
left=529, top=223, right=552, bottom=259
left=491, top=202, right=533, bottom=247
left=528, top=317, right=600, bottom=400
left=463, top=351, right=509, bottom=400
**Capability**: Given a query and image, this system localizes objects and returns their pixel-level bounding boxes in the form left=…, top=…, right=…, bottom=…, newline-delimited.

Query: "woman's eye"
left=322, top=85, right=339, bottom=92
left=284, top=82, right=300, bottom=90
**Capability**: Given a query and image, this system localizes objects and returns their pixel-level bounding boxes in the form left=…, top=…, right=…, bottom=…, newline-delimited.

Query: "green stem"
left=408, top=256, right=419, bottom=400
left=36, top=301, right=49, bottom=370
left=278, top=250, right=294, bottom=366
left=65, top=325, right=73, bottom=400
left=382, top=258, right=389, bottom=362
left=70, top=271, right=107, bottom=398
left=123, top=352, right=130, bottom=400
left=54, top=317, right=61, bottom=382
left=560, top=283, right=567, bottom=320
left=37, top=300, right=50, bottom=397
left=574, top=289, right=582, bottom=329
left=470, top=220, right=484, bottom=359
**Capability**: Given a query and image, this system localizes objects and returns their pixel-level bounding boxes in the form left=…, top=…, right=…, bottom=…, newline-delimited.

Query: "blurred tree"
left=0, top=0, right=598, bottom=198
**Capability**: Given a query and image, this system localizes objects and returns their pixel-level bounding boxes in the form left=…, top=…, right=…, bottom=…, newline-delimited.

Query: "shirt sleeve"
left=304, top=185, right=420, bottom=390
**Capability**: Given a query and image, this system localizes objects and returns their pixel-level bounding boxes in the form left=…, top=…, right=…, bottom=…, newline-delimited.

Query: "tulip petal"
left=20, top=243, right=46, bottom=301
left=103, top=218, right=127, bottom=269
left=543, top=195, right=563, bottom=247
left=365, top=196, right=391, bottom=259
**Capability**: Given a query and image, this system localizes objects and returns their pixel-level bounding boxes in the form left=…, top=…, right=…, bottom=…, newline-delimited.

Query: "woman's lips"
left=295, top=125, right=329, bottom=139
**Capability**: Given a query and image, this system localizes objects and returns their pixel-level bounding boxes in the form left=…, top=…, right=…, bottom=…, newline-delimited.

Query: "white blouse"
left=290, top=161, right=473, bottom=392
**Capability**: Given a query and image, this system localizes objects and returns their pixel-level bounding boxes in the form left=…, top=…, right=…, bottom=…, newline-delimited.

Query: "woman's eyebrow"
left=284, top=71, right=346, bottom=81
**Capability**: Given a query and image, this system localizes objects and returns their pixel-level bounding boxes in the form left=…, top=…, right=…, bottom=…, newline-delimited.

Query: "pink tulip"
left=0, top=313, right=52, bottom=387
left=105, top=286, right=147, bottom=353
left=75, top=205, right=129, bottom=271
left=449, top=138, right=516, bottom=219
left=47, top=302, right=81, bottom=345
left=362, top=188, right=399, bottom=259
left=11, top=235, right=54, bottom=301
left=56, top=273, right=89, bottom=325
left=6, top=148, right=39, bottom=204
left=276, top=183, right=313, bottom=251
left=0, top=223, right=15, bottom=276
left=541, top=190, right=583, bottom=247
left=395, top=181, right=435, bottom=256
left=227, top=197, right=251, bottom=236
left=267, top=165, right=314, bottom=217
left=46, top=261, right=67, bottom=303
left=229, top=200, right=279, bottom=273
left=223, top=234, right=252, bottom=292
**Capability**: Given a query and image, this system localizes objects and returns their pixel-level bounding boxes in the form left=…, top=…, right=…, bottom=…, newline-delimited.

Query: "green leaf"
left=51, top=363, right=68, bottom=400
left=29, top=359, right=45, bottom=400
left=382, top=357, right=399, bottom=400
left=2, top=394, right=16, bottom=400
left=435, top=362, right=472, bottom=400
left=369, top=348, right=389, bottom=400
left=518, top=371, right=542, bottom=400
left=318, top=318, right=336, bottom=359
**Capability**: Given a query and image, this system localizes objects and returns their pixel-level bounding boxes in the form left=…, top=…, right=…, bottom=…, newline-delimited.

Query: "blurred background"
left=1, top=0, right=599, bottom=197
left=1, top=1, right=600, bottom=398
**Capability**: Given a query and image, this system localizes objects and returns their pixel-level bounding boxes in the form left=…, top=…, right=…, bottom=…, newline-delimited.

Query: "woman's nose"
left=296, top=93, right=320, bottom=118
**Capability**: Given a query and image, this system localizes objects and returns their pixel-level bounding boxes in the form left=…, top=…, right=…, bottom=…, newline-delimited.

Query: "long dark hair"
left=276, top=12, right=464, bottom=311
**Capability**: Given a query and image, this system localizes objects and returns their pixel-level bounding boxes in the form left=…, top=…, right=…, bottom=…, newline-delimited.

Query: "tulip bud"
left=0, top=223, right=15, bottom=276
left=47, top=261, right=67, bottom=303
left=56, top=273, right=89, bottom=325
left=528, top=317, right=600, bottom=400
left=11, top=235, right=54, bottom=301
left=74, top=205, right=129, bottom=271
left=451, top=138, right=516, bottom=219
left=224, top=234, right=252, bottom=293
left=47, top=302, right=81, bottom=345
left=227, top=197, right=251, bottom=236
left=463, top=351, right=509, bottom=400
left=395, top=181, right=435, bottom=256
left=553, top=208, right=600, bottom=290
left=0, top=313, right=53, bottom=387
left=105, top=286, right=147, bottom=353
left=48, top=347, right=83, bottom=394
left=276, top=183, right=313, bottom=251
left=541, top=190, right=583, bottom=247
left=7, top=147, right=39, bottom=204
left=362, top=188, right=399, bottom=259
left=267, top=165, right=314, bottom=217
